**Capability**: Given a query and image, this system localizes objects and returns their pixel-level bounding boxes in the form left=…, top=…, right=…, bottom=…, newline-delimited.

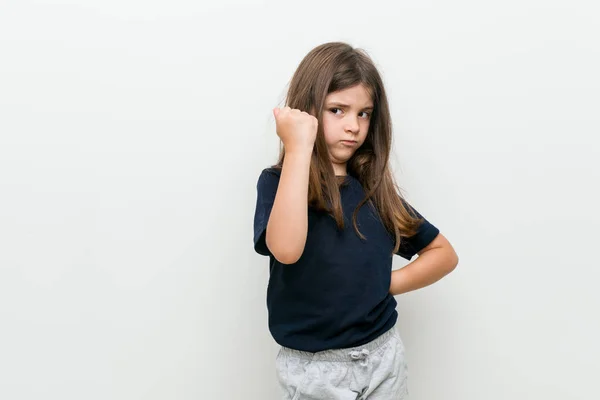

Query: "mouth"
left=340, top=140, right=358, bottom=146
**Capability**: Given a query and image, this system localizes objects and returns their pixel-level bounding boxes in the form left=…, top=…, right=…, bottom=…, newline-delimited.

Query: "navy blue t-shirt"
left=253, top=167, right=439, bottom=352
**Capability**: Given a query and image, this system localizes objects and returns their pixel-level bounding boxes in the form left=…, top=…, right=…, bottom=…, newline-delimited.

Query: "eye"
left=359, top=111, right=371, bottom=119
left=329, top=108, right=343, bottom=115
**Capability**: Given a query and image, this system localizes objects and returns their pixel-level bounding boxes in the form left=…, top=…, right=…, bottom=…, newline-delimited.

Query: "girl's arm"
left=265, top=149, right=312, bottom=264
left=389, top=233, right=459, bottom=295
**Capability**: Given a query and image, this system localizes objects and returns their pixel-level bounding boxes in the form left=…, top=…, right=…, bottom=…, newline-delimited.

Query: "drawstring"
left=348, top=348, right=370, bottom=366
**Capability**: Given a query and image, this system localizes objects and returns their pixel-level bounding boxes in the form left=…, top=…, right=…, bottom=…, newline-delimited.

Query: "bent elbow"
left=266, top=240, right=304, bottom=265
left=448, top=253, right=459, bottom=272
left=273, top=251, right=302, bottom=265
left=265, top=229, right=306, bottom=265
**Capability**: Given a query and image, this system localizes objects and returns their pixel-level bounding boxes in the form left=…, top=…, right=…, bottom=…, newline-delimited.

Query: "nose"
left=344, top=115, right=360, bottom=134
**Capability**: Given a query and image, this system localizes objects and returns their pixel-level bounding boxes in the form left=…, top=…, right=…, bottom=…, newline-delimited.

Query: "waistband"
left=278, top=326, right=399, bottom=362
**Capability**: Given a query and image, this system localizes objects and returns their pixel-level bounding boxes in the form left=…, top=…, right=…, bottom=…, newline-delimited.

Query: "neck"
left=332, top=162, right=347, bottom=176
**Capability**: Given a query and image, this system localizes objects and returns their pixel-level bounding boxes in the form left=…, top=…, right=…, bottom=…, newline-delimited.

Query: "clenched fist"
left=273, top=107, right=318, bottom=154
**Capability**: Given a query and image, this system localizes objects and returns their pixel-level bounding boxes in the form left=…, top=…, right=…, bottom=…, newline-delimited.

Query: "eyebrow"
left=326, top=102, right=374, bottom=110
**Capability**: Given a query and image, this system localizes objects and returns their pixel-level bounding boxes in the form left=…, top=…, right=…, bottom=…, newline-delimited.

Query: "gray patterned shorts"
left=275, top=326, right=409, bottom=399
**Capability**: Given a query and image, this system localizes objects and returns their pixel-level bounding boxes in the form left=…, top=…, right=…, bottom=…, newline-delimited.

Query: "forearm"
left=265, top=150, right=312, bottom=264
left=389, top=248, right=458, bottom=296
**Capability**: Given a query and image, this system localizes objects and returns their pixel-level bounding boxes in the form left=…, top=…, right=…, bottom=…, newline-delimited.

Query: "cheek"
left=321, top=115, right=338, bottom=143
left=358, top=121, right=370, bottom=141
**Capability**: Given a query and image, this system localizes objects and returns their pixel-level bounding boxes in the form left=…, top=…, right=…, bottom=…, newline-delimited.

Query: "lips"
left=341, top=140, right=358, bottom=145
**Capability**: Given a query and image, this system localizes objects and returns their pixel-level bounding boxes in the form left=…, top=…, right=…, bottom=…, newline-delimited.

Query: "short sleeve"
left=396, top=201, right=440, bottom=261
left=253, top=168, right=281, bottom=256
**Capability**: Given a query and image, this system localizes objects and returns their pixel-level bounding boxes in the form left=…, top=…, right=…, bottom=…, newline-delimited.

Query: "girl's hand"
left=273, top=107, right=318, bottom=154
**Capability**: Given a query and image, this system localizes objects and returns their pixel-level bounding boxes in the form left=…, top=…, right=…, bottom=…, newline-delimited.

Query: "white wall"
left=1, top=1, right=598, bottom=399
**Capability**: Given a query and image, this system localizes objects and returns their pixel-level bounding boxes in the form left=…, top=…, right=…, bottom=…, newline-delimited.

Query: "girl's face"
left=321, top=84, right=373, bottom=176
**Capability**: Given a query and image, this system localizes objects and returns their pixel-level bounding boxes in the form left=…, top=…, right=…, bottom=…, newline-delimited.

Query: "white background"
left=1, top=1, right=598, bottom=399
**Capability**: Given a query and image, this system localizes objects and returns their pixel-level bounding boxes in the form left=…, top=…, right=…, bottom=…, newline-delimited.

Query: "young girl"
left=253, top=42, right=458, bottom=400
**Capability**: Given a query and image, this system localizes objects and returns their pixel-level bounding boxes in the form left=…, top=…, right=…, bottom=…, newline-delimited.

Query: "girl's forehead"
left=325, top=84, right=374, bottom=107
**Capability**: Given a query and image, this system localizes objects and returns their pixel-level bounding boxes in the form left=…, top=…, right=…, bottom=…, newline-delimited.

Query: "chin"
left=328, top=146, right=358, bottom=164
left=331, top=155, right=354, bottom=164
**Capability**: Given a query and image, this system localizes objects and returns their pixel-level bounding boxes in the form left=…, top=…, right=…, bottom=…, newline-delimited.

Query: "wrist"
left=284, top=147, right=314, bottom=161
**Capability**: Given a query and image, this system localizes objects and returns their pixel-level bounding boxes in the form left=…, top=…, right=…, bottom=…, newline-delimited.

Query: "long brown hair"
left=275, top=42, right=423, bottom=253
